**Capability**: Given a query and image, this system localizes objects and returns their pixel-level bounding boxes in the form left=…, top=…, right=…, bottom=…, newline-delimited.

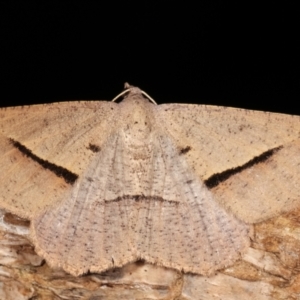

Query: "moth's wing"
left=212, top=140, right=300, bottom=223
left=157, top=104, right=300, bottom=223
left=31, top=130, right=250, bottom=276
left=0, top=101, right=117, bottom=218
left=0, top=134, right=70, bottom=218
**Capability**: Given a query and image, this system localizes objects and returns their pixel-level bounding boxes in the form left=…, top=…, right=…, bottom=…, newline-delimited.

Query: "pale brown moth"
left=1, top=84, right=300, bottom=276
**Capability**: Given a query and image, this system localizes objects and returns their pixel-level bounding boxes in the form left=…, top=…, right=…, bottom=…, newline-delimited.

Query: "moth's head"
left=113, top=89, right=155, bottom=141
left=112, top=83, right=157, bottom=106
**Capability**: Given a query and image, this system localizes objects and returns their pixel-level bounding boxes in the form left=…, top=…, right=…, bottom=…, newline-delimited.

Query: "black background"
left=1, top=2, right=299, bottom=114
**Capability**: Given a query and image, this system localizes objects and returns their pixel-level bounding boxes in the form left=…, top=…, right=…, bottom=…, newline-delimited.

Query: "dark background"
left=1, top=2, right=299, bottom=114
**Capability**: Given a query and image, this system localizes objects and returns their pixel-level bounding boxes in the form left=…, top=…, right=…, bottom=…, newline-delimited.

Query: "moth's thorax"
left=119, top=95, right=156, bottom=144
left=116, top=95, right=156, bottom=180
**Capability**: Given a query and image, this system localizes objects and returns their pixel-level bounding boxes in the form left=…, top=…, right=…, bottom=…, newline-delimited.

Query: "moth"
left=1, top=84, right=300, bottom=276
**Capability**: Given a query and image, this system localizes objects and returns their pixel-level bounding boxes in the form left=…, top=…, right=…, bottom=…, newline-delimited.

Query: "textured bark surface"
left=1, top=209, right=300, bottom=299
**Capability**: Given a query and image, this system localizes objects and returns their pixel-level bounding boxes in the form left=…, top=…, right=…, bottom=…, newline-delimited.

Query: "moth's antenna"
left=112, top=85, right=157, bottom=105
left=140, top=91, right=157, bottom=105
left=111, top=89, right=130, bottom=102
